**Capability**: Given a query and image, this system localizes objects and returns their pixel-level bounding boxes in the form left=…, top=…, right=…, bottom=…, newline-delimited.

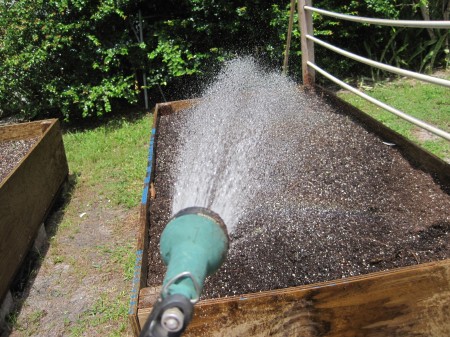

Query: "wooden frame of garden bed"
left=0, top=119, right=68, bottom=303
left=129, top=91, right=450, bottom=336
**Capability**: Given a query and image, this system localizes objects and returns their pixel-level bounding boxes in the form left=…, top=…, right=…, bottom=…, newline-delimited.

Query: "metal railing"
left=294, top=0, right=450, bottom=141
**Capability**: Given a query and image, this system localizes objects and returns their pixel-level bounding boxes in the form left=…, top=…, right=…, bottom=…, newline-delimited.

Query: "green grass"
left=337, top=72, right=450, bottom=161
left=63, top=114, right=152, bottom=208
left=60, top=113, right=152, bottom=336
left=69, top=292, right=129, bottom=337
left=97, top=242, right=135, bottom=281
left=9, top=309, right=46, bottom=336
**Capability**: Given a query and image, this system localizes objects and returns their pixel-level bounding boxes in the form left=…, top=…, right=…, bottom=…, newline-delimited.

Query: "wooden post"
left=298, top=0, right=315, bottom=86
left=282, top=0, right=296, bottom=75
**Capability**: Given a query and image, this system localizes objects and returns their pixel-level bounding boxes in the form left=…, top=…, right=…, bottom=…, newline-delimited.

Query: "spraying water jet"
left=139, top=207, right=229, bottom=337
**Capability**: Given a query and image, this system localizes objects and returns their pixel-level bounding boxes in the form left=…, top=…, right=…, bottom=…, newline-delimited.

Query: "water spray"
left=139, top=207, right=229, bottom=337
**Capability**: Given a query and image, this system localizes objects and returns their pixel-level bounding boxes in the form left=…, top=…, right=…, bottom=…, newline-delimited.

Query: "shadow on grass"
left=59, top=76, right=205, bottom=134
left=0, top=173, right=78, bottom=336
left=61, top=104, right=152, bottom=134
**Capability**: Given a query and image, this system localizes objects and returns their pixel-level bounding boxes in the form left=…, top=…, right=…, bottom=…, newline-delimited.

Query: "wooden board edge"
left=155, top=99, right=199, bottom=115
left=33, top=120, right=68, bottom=224
left=138, top=258, right=450, bottom=311
left=0, top=119, right=58, bottom=141
left=0, top=119, right=62, bottom=188
left=44, top=119, right=69, bottom=177
left=128, top=111, right=159, bottom=335
left=128, top=314, right=141, bottom=337
left=137, top=259, right=450, bottom=334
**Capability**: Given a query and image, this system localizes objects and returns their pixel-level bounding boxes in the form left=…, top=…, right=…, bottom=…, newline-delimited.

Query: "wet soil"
left=147, top=92, right=450, bottom=299
left=0, top=138, right=38, bottom=183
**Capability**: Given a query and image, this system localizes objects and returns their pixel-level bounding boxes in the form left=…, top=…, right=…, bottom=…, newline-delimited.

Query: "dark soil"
left=0, top=138, right=38, bottom=183
left=147, top=92, right=450, bottom=299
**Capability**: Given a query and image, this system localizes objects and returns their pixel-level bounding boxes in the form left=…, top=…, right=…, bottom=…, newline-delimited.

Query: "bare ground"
left=1, top=180, right=137, bottom=337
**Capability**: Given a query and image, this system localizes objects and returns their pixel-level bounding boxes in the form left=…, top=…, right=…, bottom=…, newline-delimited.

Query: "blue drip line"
left=141, top=128, right=156, bottom=205
left=128, top=249, right=143, bottom=315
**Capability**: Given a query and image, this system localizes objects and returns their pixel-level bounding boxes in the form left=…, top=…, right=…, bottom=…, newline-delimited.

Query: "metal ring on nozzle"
left=161, top=271, right=201, bottom=304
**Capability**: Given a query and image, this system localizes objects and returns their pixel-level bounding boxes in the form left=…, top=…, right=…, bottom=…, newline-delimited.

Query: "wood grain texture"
left=0, top=120, right=52, bottom=141
left=138, top=260, right=450, bottom=336
left=299, top=0, right=315, bottom=86
left=0, top=119, right=68, bottom=303
left=157, top=99, right=200, bottom=115
left=128, top=110, right=159, bottom=336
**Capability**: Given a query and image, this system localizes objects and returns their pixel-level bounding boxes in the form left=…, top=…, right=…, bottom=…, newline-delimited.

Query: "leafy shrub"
left=0, top=0, right=140, bottom=120
left=1, top=1, right=447, bottom=120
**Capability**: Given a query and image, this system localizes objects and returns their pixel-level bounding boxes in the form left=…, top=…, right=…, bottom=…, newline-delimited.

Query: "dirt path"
left=1, top=181, right=137, bottom=336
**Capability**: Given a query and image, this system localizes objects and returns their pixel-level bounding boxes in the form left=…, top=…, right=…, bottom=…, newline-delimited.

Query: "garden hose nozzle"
left=139, top=207, right=229, bottom=337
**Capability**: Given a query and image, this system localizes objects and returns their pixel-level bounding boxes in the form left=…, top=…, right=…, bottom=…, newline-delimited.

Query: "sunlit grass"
left=63, top=114, right=152, bottom=208
left=69, top=291, right=130, bottom=337
left=60, top=113, right=152, bottom=336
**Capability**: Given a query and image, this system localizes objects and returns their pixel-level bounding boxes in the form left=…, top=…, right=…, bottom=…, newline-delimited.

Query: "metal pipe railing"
left=292, top=2, right=450, bottom=142
left=307, top=61, right=450, bottom=141
left=306, top=35, right=450, bottom=88
left=304, top=6, right=450, bottom=29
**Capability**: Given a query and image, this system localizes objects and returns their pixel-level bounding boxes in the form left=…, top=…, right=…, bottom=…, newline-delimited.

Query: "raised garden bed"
left=129, top=91, right=450, bottom=336
left=0, top=119, right=68, bottom=303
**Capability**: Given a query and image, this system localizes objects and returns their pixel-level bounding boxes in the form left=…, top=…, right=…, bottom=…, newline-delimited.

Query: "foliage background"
left=0, top=0, right=448, bottom=121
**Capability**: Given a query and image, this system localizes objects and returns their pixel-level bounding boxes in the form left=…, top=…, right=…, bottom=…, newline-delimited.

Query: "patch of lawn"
left=97, top=242, right=135, bottom=281
left=63, top=114, right=153, bottom=208
left=337, top=71, right=450, bottom=161
left=69, top=291, right=129, bottom=337
left=60, top=113, right=152, bottom=336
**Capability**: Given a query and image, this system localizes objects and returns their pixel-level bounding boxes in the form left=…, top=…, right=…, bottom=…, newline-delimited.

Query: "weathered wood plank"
left=138, top=260, right=450, bottom=336
left=0, top=119, right=68, bottom=303
left=299, top=0, right=315, bottom=86
left=157, top=99, right=200, bottom=115
left=128, top=110, right=159, bottom=336
left=138, top=286, right=161, bottom=310
left=0, top=120, right=51, bottom=141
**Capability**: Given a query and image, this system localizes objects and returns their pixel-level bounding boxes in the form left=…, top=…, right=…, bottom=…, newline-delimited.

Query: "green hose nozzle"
left=160, top=207, right=229, bottom=301
left=139, top=207, right=229, bottom=337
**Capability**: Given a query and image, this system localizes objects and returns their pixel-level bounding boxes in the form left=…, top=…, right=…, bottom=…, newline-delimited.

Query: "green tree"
left=144, top=0, right=448, bottom=84
left=0, top=0, right=141, bottom=120
left=1, top=0, right=447, bottom=121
